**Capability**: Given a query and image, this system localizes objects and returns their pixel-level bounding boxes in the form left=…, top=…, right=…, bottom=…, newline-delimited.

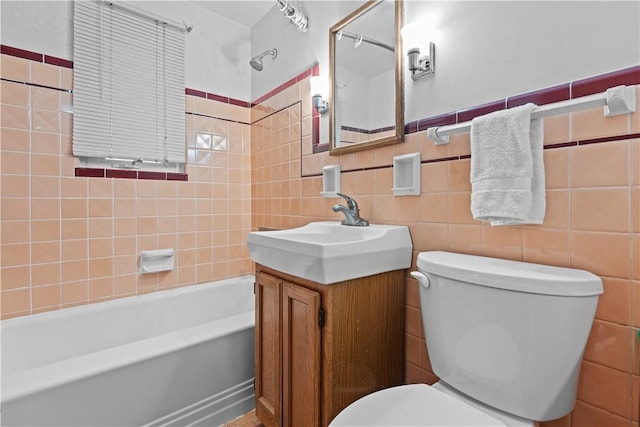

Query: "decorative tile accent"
left=195, top=132, right=212, bottom=149
left=212, top=134, right=227, bottom=151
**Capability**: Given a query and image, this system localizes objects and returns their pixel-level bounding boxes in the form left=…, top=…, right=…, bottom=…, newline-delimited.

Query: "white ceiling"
left=189, top=1, right=276, bottom=28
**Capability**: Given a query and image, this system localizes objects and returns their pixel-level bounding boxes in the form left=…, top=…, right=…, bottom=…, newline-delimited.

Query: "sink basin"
left=246, top=221, right=413, bottom=284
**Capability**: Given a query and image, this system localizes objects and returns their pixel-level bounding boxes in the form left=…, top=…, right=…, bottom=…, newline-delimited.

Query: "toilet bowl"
left=330, top=383, right=521, bottom=426
left=330, top=251, right=603, bottom=427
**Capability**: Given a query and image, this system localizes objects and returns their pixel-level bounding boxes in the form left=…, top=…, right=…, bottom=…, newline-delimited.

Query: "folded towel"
left=470, top=103, right=545, bottom=226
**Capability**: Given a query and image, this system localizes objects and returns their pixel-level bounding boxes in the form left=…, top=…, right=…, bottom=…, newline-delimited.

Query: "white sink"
left=246, top=221, right=413, bottom=284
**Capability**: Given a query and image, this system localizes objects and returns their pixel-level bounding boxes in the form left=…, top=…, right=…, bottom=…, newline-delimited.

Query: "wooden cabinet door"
left=282, top=282, right=321, bottom=427
left=255, top=272, right=282, bottom=427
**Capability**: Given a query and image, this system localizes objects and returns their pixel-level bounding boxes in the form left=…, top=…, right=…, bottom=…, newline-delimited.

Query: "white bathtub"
left=1, top=275, right=256, bottom=427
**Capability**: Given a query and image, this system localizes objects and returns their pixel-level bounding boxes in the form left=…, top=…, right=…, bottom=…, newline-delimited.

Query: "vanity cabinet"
left=254, top=264, right=405, bottom=427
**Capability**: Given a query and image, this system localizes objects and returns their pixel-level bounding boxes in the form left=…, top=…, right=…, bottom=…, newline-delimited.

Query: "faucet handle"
left=336, top=192, right=357, bottom=209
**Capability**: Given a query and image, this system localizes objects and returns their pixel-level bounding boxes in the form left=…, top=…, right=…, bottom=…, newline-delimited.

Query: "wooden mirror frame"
left=329, top=0, right=404, bottom=156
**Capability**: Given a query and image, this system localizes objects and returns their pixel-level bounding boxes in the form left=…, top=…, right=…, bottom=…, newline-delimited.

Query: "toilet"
left=330, top=251, right=603, bottom=427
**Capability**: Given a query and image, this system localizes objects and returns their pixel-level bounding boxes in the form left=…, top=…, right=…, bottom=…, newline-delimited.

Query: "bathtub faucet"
left=332, top=193, right=369, bottom=226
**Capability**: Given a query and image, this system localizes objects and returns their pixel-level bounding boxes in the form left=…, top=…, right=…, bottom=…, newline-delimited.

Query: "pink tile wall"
left=252, top=72, right=640, bottom=426
left=2, top=41, right=639, bottom=426
left=1, top=49, right=253, bottom=318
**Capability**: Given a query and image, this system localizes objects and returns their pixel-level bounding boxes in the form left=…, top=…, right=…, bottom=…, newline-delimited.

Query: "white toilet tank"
left=416, top=251, right=603, bottom=422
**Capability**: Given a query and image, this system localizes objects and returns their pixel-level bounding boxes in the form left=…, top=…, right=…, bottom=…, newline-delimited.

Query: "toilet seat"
left=329, top=384, right=506, bottom=427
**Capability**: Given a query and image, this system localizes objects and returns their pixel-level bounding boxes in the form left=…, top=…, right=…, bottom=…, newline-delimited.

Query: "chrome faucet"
left=332, top=193, right=369, bottom=226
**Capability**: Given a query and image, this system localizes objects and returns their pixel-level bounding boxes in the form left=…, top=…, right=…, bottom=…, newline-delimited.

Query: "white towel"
left=470, top=103, right=545, bottom=226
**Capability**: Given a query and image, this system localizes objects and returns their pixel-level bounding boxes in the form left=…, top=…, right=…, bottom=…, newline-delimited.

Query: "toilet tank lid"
left=417, top=251, right=603, bottom=296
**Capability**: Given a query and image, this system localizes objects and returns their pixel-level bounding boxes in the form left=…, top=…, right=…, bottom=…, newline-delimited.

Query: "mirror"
left=329, top=0, right=404, bottom=155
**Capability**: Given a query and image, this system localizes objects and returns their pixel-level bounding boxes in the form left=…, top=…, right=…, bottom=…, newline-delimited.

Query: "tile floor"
left=222, top=409, right=263, bottom=427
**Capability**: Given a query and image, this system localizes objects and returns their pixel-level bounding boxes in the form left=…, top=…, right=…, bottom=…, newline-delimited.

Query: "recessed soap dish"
left=321, top=164, right=341, bottom=197
left=392, top=152, right=421, bottom=196
left=140, top=249, right=175, bottom=274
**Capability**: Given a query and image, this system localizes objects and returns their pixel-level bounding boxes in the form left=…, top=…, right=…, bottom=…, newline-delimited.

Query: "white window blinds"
left=73, top=0, right=186, bottom=168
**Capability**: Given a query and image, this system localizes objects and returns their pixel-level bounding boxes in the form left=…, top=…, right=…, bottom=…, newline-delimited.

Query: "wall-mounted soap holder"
left=392, top=152, right=421, bottom=196
left=321, top=164, right=341, bottom=197
left=140, top=249, right=175, bottom=274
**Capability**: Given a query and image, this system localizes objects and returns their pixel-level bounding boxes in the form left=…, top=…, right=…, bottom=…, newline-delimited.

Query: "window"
left=73, top=0, right=186, bottom=172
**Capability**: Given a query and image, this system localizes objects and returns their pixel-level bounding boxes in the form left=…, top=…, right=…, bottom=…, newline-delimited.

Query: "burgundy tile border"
left=1, top=77, right=71, bottom=93
left=341, top=125, right=396, bottom=135
left=206, top=93, right=228, bottom=103
left=372, top=125, right=395, bottom=134
left=422, top=156, right=462, bottom=165
left=185, top=111, right=250, bottom=126
left=507, top=83, right=570, bottom=109
left=571, top=65, right=640, bottom=98
left=406, top=64, right=639, bottom=136
left=314, top=142, right=329, bottom=154
left=251, top=94, right=269, bottom=107
left=228, top=98, right=250, bottom=108
left=185, top=88, right=206, bottom=98
left=457, top=99, right=506, bottom=123
left=75, top=167, right=105, bottom=178
left=1, top=44, right=43, bottom=62
left=106, top=169, right=137, bottom=179
left=44, top=55, right=73, bottom=69
left=251, top=63, right=319, bottom=107
left=303, top=132, right=639, bottom=178
left=167, top=172, right=189, bottom=181
left=544, top=141, right=577, bottom=150
left=138, top=171, right=167, bottom=180
left=577, top=132, right=640, bottom=146
left=417, top=112, right=457, bottom=132
left=282, top=76, right=297, bottom=91
left=2, top=44, right=251, bottom=105
left=404, top=121, right=418, bottom=135
left=75, top=168, right=188, bottom=181
left=184, top=88, right=251, bottom=108
left=2, top=45, right=73, bottom=69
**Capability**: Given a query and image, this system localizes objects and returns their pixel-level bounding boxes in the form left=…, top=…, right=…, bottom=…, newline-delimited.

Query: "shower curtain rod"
left=427, top=85, right=636, bottom=145
left=337, top=30, right=394, bottom=52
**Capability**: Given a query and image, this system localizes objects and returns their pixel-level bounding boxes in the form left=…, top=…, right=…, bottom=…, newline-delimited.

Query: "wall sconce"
left=310, top=76, right=329, bottom=114
left=401, top=22, right=435, bottom=81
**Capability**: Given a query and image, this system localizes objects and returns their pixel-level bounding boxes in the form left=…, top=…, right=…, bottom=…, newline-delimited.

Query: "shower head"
left=250, top=48, right=278, bottom=71
left=249, top=57, right=264, bottom=71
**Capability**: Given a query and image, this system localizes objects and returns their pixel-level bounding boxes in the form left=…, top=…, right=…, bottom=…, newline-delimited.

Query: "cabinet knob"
left=410, top=271, right=430, bottom=289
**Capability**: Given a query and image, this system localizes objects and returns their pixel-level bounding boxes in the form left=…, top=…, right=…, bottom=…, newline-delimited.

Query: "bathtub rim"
left=1, top=274, right=255, bottom=329
left=1, top=275, right=256, bottom=404
left=2, top=310, right=255, bottom=404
